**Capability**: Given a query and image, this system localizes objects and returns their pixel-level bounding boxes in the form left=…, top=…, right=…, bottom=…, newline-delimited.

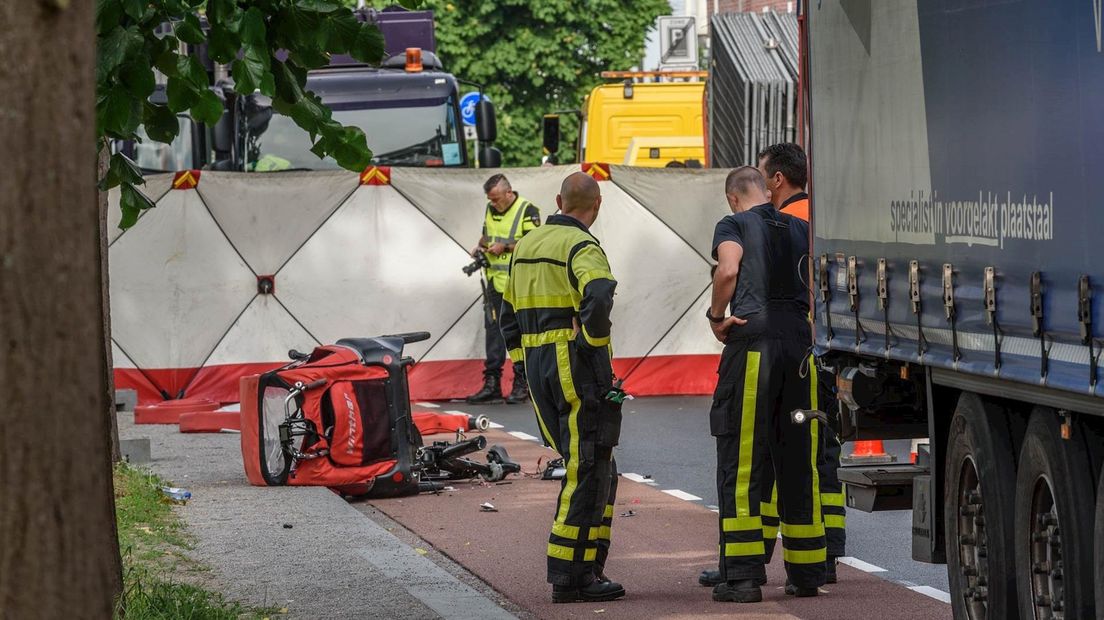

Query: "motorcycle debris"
left=480, top=502, right=499, bottom=512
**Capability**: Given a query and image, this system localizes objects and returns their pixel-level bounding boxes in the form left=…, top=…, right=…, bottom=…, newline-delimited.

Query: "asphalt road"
left=429, top=395, right=951, bottom=599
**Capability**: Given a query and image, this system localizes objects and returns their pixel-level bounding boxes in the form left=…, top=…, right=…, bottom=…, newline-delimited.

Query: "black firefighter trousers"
left=525, top=336, right=621, bottom=587
left=711, top=331, right=827, bottom=590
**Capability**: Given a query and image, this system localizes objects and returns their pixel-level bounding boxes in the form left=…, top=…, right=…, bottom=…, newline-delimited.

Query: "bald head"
left=556, top=172, right=603, bottom=226
left=724, top=166, right=770, bottom=213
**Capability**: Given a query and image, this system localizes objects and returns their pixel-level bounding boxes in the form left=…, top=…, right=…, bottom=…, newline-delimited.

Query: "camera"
left=462, top=253, right=491, bottom=276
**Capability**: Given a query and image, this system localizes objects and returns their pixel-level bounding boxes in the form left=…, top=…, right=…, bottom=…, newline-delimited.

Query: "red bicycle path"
left=367, top=429, right=951, bottom=620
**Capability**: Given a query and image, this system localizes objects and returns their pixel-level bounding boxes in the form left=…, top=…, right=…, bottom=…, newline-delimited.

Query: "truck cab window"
left=133, top=117, right=197, bottom=173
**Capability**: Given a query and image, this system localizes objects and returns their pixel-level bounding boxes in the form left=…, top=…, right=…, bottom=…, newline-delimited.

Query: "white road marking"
left=415, top=402, right=440, bottom=408
left=908, top=585, right=951, bottom=604
left=621, top=473, right=657, bottom=485
left=508, top=431, right=540, bottom=442
left=662, top=489, right=703, bottom=502
left=837, top=557, right=887, bottom=573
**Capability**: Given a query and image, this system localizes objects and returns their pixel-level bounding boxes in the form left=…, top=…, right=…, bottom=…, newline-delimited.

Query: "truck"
left=541, top=71, right=706, bottom=167
left=121, top=7, right=499, bottom=174
left=806, top=2, right=1104, bottom=618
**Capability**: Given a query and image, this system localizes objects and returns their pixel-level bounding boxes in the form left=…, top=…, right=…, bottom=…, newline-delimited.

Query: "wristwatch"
left=706, top=308, right=725, bottom=324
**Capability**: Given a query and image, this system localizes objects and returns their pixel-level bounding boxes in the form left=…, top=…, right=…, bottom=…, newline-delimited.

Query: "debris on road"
left=620, top=509, right=636, bottom=518
left=480, top=502, right=498, bottom=512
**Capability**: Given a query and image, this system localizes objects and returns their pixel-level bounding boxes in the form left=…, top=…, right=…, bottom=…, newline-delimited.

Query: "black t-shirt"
left=712, top=203, right=810, bottom=320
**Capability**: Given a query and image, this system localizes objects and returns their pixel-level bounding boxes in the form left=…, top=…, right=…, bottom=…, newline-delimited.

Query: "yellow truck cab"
left=543, top=71, right=706, bottom=168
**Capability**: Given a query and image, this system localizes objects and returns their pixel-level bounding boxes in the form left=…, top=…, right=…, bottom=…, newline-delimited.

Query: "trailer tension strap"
left=942, top=263, right=962, bottom=363
left=1031, top=271, right=1049, bottom=379
left=984, top=267, right=1002, bottom=370
left=909, top=260, right=928, bottom=357
left=1079, top=275, right=1097, bottom=387
left=877, top=258, right=892, bottom=353
left=847, top=256, right=867, bottom=348
left=819, top=254, right=834, bottom=342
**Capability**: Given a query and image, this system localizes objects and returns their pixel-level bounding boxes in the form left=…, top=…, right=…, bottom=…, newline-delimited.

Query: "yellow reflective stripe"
left=604, top=505, right=614, bottom=519
left=809, top=357, right=823, bottom=531
left=822, top=492, right=845, bottom=507
left=581, top=325, right=610, bottom=348
left=784, top=547, right=827, bottom=564
left=762, top=524, right=779, bottom=538
left=760, top=502, right=778, bottom=518
left=508, top=347, right=525, bottom=364
left=553, top=341, right=581, bottom=530
left=576, top=270, right=615, bottom=294
left=781, top=522, right=825, bottom=539
left=824, top=514, right=846, bottom=529
left=522, top=329, right=575, bottom=348
left=552, top=523, right=580, bottom=540
left=735, top=351, right=761, bottom=516
left=724, top=541, right=765, bottom=557
left=597, top=526, right=611, bottom=540
left=547, top=543, right=596, bottom=562
left=722, top=516, right=762, bottom=532
left=530, top=385, right=556, bottom=452
left=511, top=294, right=576, bottom=311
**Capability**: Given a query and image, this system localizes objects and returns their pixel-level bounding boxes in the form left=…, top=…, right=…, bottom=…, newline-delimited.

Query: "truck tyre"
left=1096, top=470, right=1104, bottom=620
left=1014, top=408, right=1096, bottom=620
left=944, top=394, right=1018, bottom=619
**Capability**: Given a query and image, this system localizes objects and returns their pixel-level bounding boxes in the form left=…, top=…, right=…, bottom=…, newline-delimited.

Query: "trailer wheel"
left=1096, top=461, right=1104, bottom=618
left=944, top=394, right=1018, bottom=619
left=1015, top=408, right=1097, bottom=620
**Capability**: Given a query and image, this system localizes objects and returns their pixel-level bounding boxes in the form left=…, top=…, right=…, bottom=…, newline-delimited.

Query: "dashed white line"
left=908, top=585, right=951, bottom=604
left=621, top=473, right=657, bottom=485
left=837, top=557, right=887, bottom=573
left=508, top=431, right=540, bottom=442
left=661, top=489, right=703, bottom=502
left=415, top=402, right=440, bottom=408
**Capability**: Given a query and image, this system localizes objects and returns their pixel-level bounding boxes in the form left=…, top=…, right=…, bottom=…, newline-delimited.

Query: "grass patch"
left=114, top=463, right=280, bottom=619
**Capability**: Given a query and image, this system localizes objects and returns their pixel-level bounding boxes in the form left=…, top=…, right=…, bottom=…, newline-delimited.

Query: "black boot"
left=698, top=570, right=765, bottom=587
left=465, top=375, right=503, bottom=404
left=552, top=579, right=626, bottom=603
left=505, top=368, right=529, bottom=404
left=712, top=579, right=762, bottom=603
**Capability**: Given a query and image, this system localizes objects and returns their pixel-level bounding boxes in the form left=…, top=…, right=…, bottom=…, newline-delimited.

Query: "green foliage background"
left=357, top=1, right=669, bottom=166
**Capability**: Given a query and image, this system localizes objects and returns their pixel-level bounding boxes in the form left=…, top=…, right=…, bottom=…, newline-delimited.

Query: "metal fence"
left=708, top=11, right=798, bottom=168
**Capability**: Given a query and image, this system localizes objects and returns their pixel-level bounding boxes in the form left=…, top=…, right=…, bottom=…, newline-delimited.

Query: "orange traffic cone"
left=840, top=439, right=896, bottom=466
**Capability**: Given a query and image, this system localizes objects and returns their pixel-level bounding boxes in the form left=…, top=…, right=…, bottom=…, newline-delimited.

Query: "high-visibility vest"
left=502, top=215, right=617, bottom=362
left=780, top=194, right=810, bottom=222
left=482, top=195, right=538, bottom=292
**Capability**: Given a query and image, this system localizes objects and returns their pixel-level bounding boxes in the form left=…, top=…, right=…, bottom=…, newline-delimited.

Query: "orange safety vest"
left=781, top=195, right=809, bottom=223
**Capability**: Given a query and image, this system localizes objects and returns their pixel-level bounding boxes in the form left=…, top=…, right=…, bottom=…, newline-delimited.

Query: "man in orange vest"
left=758, top=143, right=846, bottom=584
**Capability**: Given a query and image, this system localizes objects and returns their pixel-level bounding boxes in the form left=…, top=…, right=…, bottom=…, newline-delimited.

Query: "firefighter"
left=705, top=166, right=825, bottom=603
left=465, top=174, right=541, bottom=404
left=499, top=172, right=625, bottom=603
left=758, top=143, right=846, bottom=582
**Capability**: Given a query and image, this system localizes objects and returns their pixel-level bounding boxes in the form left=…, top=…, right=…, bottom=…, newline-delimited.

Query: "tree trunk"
left=0, top=0, right=124, bottom=616
left=98, top=146, right=121, bottom=463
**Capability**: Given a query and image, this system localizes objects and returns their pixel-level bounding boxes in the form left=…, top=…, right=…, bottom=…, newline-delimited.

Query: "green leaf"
left=121, top=0, right=144, bottom=20
left=175, top=13, right=205, bottom=45
left=397, top=0, right=422, bottom=8
left=99, top=152, right=146, bottom=191
left=166, top=76, right=200, bottom=112
left=96, top=0, right=124, bottom=37
left=98, top=88, right=141, bottom=138
left=207, top=24, right=239, bottom=64
left=98, top=26, right=142, bottom=75
left=119, top=182, right=156, bottom=231
left=240, top=7, right=267, bottom=46
left=232, top=46, right=270, bottom=94
left=121, top=62, right=156, bottom=100
left=192, top=89, right=224, bottom=126
left=142, top=103, right=180, bottom=144
left=350, top=22, right=384, bottom=64
left=318, top=11, right=360, bottom=53
left=296, top=0, right=341, bottom=12
left=176, top=55, right=208, bottom=87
